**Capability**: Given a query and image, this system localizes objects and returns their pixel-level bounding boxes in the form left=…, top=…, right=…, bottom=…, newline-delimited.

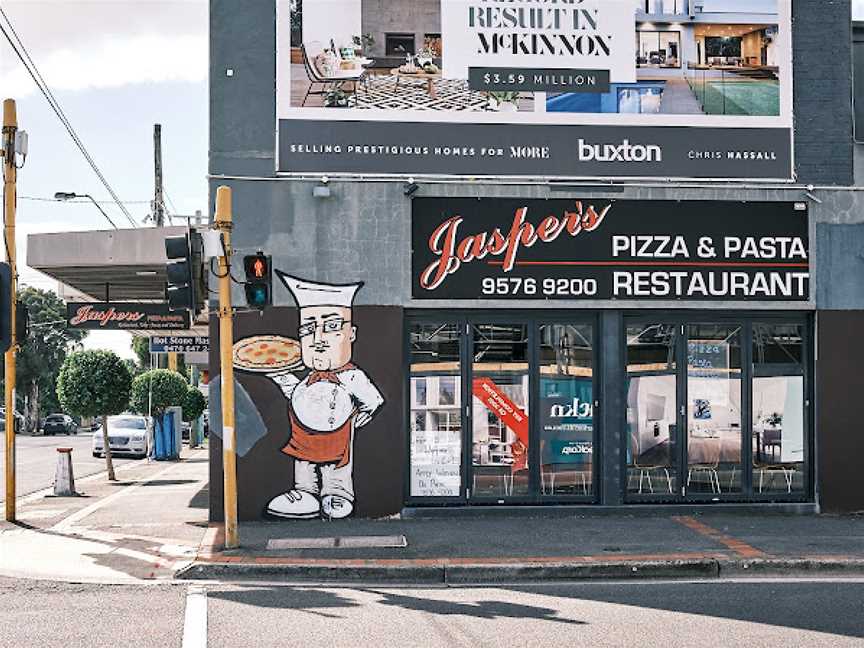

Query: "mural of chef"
left=264, top=272, right=384, bottom=520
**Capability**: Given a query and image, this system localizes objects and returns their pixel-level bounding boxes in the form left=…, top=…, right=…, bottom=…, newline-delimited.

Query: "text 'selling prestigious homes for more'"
left=208, top=0, right=863, bottom=521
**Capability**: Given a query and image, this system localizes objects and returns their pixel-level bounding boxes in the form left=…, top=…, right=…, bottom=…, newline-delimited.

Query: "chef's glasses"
left=298, top=317, right=349, bottom=338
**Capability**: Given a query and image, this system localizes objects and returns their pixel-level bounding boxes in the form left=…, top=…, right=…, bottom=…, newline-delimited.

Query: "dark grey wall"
left=793, top=0, right=853, bottom=185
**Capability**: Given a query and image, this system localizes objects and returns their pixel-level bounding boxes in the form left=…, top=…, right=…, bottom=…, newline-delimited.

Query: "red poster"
left=472, top=377, right=529, bottom=446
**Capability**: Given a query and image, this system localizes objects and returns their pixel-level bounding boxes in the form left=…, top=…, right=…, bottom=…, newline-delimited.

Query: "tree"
left=182, top=386, right=207, bottom=423
left=57, top=350, right=132, bottom=481
left=129, top=369, right=188, bottom=417
left=131, top=336, right=150, bottom=372
left=5, top=287, right=88, bottom=433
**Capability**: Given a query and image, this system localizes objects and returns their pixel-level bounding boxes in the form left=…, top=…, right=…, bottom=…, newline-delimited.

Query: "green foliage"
left=182, top=386, right=207, bottom=422
left=3, top=288, right=88, bottom=425
left=129, top=369, right=188, bottom=416
left=56, top=350, right=132, bottom=419
left=131, top=336, right=150, bottom=371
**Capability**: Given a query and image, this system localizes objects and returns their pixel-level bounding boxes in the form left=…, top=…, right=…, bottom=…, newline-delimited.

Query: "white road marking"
left=182, top=584, right=208, bottom=648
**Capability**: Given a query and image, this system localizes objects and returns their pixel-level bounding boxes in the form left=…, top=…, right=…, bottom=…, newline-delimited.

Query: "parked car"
left=42, top=414, right=77, bottom=436
left=0, top=408, right=25, bottom=433
left=92, top=415, right=150, bottom=459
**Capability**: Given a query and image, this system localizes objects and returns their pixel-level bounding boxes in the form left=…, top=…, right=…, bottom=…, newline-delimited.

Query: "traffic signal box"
left=243, top=253, right=272, bottom=309
left=165, top=232, right=205, bottom=315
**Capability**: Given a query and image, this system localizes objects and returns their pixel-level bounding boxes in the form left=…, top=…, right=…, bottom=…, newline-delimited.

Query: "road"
left=0, top=432, right=143, bottom=501
left=1, top=578, right=863, bottom=647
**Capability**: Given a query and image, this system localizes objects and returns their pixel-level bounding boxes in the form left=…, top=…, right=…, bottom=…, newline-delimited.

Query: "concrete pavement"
left=186, top=512, right=864, bottom=584
left=0, top=447, right=209, bottom=583
left=3, top=445, right=864, bottom=586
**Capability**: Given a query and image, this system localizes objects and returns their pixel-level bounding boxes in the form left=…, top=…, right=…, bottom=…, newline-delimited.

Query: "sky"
left=0, top=0, right=208, bottom=359
left=857, top=0, right=864, bottom=19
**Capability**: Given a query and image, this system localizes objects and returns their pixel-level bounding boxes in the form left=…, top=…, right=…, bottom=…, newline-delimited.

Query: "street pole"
left=3, top=99, right=17, bottom=522
left=215, top=185, right=238, bottom=548
left=153, top=124, right=164, bottom=227
left=168, top=352, right=178, bottom=373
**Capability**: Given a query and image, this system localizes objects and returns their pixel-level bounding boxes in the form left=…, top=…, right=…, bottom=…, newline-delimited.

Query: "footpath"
left=2, top=451, right=864, bottom=584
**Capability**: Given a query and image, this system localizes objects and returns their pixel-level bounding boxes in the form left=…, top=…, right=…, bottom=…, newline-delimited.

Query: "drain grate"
left=266, top=534, right=408, bottom=550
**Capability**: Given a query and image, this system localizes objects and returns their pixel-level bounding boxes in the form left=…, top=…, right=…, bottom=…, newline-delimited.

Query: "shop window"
left=752, top=323, right=806, bottom=495
left=409, top=323, right=462, bottom=498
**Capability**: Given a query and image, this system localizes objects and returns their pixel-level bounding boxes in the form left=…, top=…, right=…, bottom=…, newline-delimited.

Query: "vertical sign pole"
left=3, top=99, right=17, bottom=522
left=214, top=186, right=238, bottom=548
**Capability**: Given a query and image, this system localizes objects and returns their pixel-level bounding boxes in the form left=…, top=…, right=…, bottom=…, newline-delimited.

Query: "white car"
left=92, top=415, right=150, bottom=459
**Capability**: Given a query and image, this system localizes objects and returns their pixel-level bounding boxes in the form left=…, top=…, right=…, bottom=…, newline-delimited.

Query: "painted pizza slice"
left=233, top=335, right=302, bottom=372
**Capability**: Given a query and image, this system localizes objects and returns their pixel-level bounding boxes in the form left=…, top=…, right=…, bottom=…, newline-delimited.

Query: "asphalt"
left=0, top=431, right=142, bottom=501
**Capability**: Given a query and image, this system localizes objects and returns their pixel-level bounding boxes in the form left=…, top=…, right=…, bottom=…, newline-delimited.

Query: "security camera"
left=321, top=176, right=329, bottom=185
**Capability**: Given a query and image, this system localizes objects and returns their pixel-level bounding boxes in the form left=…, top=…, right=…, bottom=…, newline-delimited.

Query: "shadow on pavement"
left=140, top=479, right=199, bottom=487
left=509, top=581, right=864, bottom=639
left=188, top=485, right=209, bottom=509
left=207, top=585, right=360, bottom=619
left=363, top=588, right=586, bottom=625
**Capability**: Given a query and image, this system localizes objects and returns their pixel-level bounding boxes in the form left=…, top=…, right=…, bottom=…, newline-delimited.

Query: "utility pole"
left=4, top=99, right=17, bottom=522
left=215, top=186, right=238, bottom=548
left=154, top=123, right=180, bottom=370
left=153, top=124, right=164, bottom=227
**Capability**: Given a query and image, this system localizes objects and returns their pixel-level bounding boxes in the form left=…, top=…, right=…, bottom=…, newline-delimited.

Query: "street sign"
left=149, top=335, right=209, bottom=354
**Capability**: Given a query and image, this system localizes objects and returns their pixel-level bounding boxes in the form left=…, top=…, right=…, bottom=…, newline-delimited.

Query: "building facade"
left=209, top=0, right=864, bottom=521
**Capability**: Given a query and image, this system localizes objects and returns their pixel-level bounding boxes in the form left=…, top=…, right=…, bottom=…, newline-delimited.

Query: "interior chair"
left=300, top=41, right=366, bottom=107
left=686, top=434, right=722, bottom=494
left=629, top=431, right=673, bottom=495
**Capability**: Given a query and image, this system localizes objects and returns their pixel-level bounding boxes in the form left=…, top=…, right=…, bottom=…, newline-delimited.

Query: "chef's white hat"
left=276, top=271, right=363, bottom=308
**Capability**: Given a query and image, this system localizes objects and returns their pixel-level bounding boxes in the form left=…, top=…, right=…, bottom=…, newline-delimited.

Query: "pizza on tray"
left=233, top=335, right=302, bottom=372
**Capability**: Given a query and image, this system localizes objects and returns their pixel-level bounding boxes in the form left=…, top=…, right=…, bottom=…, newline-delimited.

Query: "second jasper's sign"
left=411, top=199, right=809, bottom=301
left=67, top=303, right=190, bottom=330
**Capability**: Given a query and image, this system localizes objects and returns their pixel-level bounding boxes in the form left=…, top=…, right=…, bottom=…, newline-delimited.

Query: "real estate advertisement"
left=277, top=0, right=793, bottom=179
left=411, top=198, right=809, bottom=301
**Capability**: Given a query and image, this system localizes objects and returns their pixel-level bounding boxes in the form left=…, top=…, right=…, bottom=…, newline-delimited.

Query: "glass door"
left=626, top=322, right=680, bottom=499
left=685, top=323, right=743, bottom=499
left=538, top=324, right=595, bottom=498
left=469, top=322, right=530, bottom=501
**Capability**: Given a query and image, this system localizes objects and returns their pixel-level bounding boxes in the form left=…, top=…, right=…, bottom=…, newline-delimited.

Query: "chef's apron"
left=281, top=365, right=356, bottom=468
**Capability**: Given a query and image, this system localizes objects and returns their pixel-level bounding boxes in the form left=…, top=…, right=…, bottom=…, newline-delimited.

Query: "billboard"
left=276, top=0, right=793, bottom=179
left=411, top=198, right=809, bottom=301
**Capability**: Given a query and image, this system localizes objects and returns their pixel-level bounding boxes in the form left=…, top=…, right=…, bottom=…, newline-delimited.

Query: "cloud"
left=0, top=1, right=207, bottom=95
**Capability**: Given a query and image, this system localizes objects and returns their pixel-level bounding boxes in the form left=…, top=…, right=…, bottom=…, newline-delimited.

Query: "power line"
left=0, top=4, right=138, bottom=228
left=20, top=195, right=151, bottom=205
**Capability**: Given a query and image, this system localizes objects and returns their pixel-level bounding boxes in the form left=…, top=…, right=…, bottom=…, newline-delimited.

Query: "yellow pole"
left=168, top=352, right=178, bottom=372
left=214, top=186, right=238, bottom=548
left=3, top=99, right=17, bottom=522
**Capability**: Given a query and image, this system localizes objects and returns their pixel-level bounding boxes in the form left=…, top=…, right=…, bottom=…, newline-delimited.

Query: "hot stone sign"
left=411, top=199, right=809, bottom=301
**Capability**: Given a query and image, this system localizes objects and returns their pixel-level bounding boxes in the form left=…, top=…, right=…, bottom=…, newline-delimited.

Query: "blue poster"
left=540, top=378, right=593, bottom=465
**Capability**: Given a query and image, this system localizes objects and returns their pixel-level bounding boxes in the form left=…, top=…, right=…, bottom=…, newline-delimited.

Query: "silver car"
left=92, top=415, right=150, bottom=458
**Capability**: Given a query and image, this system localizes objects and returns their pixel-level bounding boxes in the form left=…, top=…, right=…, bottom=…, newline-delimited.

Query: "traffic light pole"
left=4, top=99, right=17, bottom=522
left=215, top=186, right=238, bottom=549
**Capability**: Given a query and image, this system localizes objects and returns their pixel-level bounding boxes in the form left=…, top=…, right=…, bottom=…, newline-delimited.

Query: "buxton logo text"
left=578, top=139, right=662, bottom=163
left=419, top=202, right=610, bottom=291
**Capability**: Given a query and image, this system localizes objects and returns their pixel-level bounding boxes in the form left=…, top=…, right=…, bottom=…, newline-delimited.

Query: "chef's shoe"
left=266, top=490, right=320, bottom=519
left=322, top=495, right=353, bottom=519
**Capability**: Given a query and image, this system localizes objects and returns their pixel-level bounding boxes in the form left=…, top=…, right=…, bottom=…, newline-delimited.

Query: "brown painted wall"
left=209, top=306, right=405, bottom=521
left=817, top=311, right=864, bottom=513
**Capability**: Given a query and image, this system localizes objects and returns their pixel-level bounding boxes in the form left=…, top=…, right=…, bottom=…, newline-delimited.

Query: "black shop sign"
left=411, top=199, right=809, bottom=301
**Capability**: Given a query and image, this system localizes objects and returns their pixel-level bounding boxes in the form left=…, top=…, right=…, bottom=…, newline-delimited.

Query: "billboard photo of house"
left=548, top=0, right=782, bottom=116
